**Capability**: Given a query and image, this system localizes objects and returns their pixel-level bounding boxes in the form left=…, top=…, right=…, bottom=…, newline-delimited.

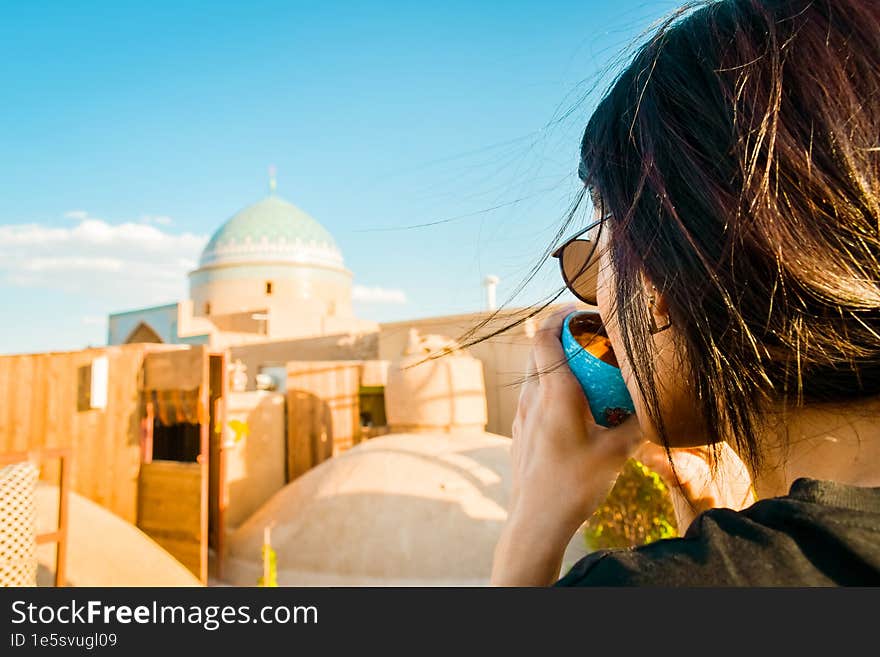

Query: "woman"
left=490, top=0, right=880, bottom=585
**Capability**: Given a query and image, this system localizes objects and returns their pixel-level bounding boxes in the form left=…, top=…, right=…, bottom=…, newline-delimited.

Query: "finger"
left=518, top=348, right=538, bottom=406
left=532, top=305, right=577, bottom=380
left=524, top=345, right=536, bottom=379
left=597, top=412, right=643, bottom=460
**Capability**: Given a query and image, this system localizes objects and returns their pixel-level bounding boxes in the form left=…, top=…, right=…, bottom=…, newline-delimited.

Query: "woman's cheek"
left=652, top=343, right=712, bottom=446
left=595, top=249, right=706, bottom=446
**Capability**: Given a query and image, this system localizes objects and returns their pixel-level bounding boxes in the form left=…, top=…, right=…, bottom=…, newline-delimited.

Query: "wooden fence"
left=0, top=345, right=183, bottom=523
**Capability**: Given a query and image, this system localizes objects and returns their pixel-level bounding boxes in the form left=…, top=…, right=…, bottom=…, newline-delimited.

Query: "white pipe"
left=483, top=275, right=500, bottom=311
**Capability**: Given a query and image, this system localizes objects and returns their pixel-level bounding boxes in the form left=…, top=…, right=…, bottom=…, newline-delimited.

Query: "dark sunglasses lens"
left=560, top=239, right=599, bottom=304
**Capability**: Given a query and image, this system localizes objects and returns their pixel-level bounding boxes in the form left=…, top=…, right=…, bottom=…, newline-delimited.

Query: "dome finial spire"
left=268, top=164, right=277, bottom=195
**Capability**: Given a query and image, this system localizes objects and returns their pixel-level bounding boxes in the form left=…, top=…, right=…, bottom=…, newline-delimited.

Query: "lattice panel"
left=0, top=461, right=38, bottom=587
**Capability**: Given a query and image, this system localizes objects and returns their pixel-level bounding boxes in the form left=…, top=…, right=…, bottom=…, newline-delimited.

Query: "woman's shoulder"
left=555, top=478, right=880, bottom=587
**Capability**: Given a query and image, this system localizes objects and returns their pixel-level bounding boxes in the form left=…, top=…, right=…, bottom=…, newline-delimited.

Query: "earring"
left=648, top=289, right=671, bottom=335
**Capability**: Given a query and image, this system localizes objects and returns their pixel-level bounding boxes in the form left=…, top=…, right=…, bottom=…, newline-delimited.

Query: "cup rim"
left=561, top=311, right=619, bottom=371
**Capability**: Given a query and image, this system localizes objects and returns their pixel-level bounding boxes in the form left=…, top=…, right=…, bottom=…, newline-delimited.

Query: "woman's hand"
left=636, top=441, right=756, bottom=534
left=491, top=305, right=642, bottom=586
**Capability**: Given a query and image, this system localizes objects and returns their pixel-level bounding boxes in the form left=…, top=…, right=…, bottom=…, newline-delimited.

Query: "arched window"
left=125, top=322, right=163, bottom=344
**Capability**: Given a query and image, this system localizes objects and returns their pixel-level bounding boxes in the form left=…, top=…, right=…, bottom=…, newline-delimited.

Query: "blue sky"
left=0, top=0, right=681, bottom=354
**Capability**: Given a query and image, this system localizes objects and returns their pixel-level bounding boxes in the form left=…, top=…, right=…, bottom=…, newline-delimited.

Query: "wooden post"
left=215, top=352, right=227, bottom=582
left=55, top=450, right=70, bottom=587
left=198, top=377, right=209, bottom=585
left=213, top=394, right=227, bottom=581
left=142, top=400, right=154, bottom=464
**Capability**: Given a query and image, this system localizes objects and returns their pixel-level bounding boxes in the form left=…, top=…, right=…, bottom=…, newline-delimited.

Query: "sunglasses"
left=551, top=212, right=611, bottom=305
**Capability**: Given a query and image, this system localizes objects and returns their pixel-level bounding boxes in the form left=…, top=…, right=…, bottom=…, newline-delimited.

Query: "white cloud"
left=24, top=257, right=123, bottom=272
left=64, top=209, right=174, bottom=227
left=0, top=214, right=208, bottom=308
left=352, top=284, right=407, bottom=304
left=141, top=214, right=173, bottom=226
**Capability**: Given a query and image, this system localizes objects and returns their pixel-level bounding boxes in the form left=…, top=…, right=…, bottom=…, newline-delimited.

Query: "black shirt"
left=555, top=478, right=880, bottom=586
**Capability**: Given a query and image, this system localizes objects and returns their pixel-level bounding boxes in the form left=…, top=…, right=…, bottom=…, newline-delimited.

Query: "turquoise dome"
left=198, top=195, right=344, bottom=269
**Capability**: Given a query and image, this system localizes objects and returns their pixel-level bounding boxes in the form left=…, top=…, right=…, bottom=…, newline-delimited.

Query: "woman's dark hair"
left=458, top=0, right=880, bottom=475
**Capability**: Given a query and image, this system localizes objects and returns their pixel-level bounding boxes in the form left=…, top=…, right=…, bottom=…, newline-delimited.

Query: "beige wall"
left=320, top=316, right=379, bottom=336
left=210, top=310, right=267, bottom=334
left=230, top=306, right=580, bottom=436
left=175, top=292, right=378, bottom=350
left=223, top=391, right=287, bottom=529
left=265, top=301, right=376, bottom=340
left=228, top=302, right=583, bottom=439
left=189, top=266, right=353, bottom=320
left=384, top=347, right=488, bottom=433
left=230, top=332, right=380, bottom=390
left=265, top=300, right=327, bottom=339
left=176, top=300, right=217, bottom=343
left=378, top=303, right=583, bottom=437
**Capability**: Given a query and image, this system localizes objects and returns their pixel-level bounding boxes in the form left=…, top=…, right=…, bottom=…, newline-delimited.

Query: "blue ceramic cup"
left=560, top=311, right=635, bottom=427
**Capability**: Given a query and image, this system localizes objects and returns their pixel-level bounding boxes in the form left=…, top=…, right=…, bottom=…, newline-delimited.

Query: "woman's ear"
left=642, top=275, right=672, bottom=335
